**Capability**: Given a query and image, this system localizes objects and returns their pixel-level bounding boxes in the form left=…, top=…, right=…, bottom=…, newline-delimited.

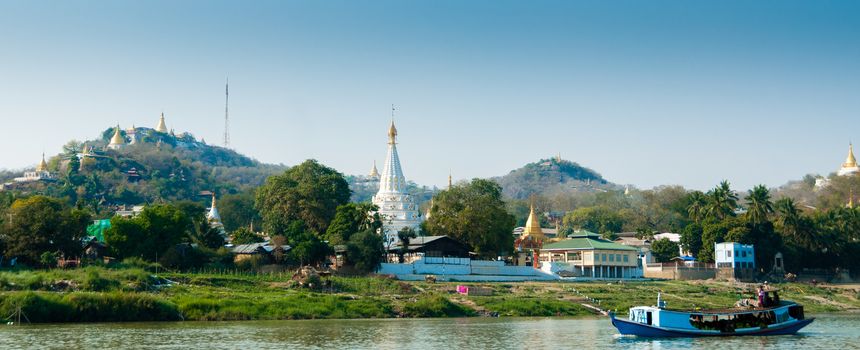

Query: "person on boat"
left=757, top=286, right=765, bottom=308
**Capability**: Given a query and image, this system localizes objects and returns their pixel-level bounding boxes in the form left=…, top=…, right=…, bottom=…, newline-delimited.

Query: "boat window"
left=788, top=305, right=805, bottom=320
left=689, top=311, right=779, bottom=333
left=646, top=312, right=652, bottom=326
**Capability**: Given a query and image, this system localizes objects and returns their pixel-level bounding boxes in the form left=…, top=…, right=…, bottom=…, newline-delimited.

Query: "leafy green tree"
left=255, top=159, right=351, bottom=235
left=680, top=223, right=703, bottom=258
left=561, top=206, right=624, bottom=236
left=745, top=185, right=774, bottom=224
left=1, top=196, right=90, bottom=265
left=424, top=179, right=516, bottom=258
left=219, top=191, right=261, bottom=233
left=290, top=233, right=332, bottom=267
left=325, top=203, right=381, bottom=245
left=346, top=230, right=384, bottom=273
left=651, top=238, right=680, bottom=263
left=397, top=226, right=417, bottom=263
left=230, top=227, right=264, bottom=245
left=105, top=204, right=188, bottom=261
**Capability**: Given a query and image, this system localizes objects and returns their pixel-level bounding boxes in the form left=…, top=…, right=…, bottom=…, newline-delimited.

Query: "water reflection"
left=0, top=315, right=852, bottom=350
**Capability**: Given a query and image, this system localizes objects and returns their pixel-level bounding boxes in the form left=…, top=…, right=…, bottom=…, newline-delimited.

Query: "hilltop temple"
left=837, top=143, right=859, bottom=176
left=108, top=125, right=125, bottom=150
left=371, top=120, right=422, bottom=247
left=14, top=153, right=56, bottom=182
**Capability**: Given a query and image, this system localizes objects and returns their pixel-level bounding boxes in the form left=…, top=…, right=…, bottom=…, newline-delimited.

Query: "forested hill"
left=492, top=158, right=619, bottom=199
left=1, top=126, right=286, bottom=215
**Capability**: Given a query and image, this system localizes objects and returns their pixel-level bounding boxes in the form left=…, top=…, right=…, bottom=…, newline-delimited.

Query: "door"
left=646, top=312, right=653, bottom=325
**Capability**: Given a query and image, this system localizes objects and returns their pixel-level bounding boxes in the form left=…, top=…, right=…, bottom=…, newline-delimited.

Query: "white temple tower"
left=372, top=120, right=422, bottom=247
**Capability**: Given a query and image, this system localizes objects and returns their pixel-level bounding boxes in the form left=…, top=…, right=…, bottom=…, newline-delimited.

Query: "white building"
left=715, top=242, right=755, bottom=269
left=371, top=120, right=422, bottom=247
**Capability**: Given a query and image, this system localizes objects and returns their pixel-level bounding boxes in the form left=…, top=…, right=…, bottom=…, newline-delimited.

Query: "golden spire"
left=523, top=203, right=544, bottom=238
left=555, top=152, right=562, bottom=163
left=448, top=171, right=453, bottom=189
left=844, top=143, right=857, bottom=168
left=156, top=112, right=168, bottom=133
left=109, top=125, right=125, bottom=146
left=211, top=194, right=217, bottom=209
left=387, top=120, right=398, bottom=145
left=369, top=160, right=379, bottom=177
left=36, top=153, right=48, bottom=172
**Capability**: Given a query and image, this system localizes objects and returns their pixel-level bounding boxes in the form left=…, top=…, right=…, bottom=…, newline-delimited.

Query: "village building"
left=231, top=242, right=291, bottom=263
left=540, top=231, right=641, bottom=278
left=371, top=120, right=422, bottom=247
left=387, top=235, right=469, bottom=263
left=715, top=242, right=756, bottom=281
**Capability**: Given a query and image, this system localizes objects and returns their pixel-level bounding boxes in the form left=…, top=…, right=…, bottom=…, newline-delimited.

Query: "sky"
left=1, top=0, right=859, bottom=191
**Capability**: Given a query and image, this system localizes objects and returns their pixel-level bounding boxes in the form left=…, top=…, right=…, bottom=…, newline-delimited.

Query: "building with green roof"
left=540, top=231, right=641, bottom=278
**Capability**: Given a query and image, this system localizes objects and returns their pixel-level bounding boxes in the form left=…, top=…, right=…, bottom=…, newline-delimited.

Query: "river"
left=0, top=314, right=856, bottom=349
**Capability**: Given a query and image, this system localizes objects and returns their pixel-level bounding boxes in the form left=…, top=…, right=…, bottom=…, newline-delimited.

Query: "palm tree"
left=706, top=180, right=738, bottom=220
left=775, top=197, right=800, bottom=236
left=746, top=185, right=774, bottom=224
left=396, top=227, right=417, bottom=263
left=686, top=191, right=708, bottom=223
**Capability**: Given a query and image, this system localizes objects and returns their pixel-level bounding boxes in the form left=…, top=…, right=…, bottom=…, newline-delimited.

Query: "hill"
left=492, top=157, right=619, bottom=200
left=1, top=126, right=286, bottom=215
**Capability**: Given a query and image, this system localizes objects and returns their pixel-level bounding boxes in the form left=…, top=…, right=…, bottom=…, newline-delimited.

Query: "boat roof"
left=631, top=301, right=796, bottom=315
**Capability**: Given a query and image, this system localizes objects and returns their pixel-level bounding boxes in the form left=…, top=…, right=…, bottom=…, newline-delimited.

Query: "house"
left=540, top=231, right=641, bottom=278
left=613, top=235, right=653, bottom=264
left=715, top=242, right=756, bottom=281
left=387, top=235, right=469, bottom=263
left=231, top=242, right=291, bottom=263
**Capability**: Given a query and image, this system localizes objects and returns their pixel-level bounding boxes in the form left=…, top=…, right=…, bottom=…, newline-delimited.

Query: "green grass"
left=472, top=296, right=591, bottom=317
left=0, top=266, right=857, bottom=323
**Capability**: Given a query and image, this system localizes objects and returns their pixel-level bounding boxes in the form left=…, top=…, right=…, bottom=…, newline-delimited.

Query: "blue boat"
left=610, top=292, right=814, bottom=337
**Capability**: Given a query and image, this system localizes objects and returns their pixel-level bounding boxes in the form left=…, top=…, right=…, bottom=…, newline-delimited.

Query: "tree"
left=397, top=227, right=417, bottom=263
left=680, top=223, right=703, bottom=259
left=686, top=191, right=708, bottom=223
left=289, top=231, right=332, bottom=266
left=745, top=185, right=774, bottom=225
left=105, top=204, right=188, bottom=261
left=2, top=196, right=90, bottom=265
left=346, top=230, right=384, bottom=273
left=561, top=206, right=624, bottom=236
left=651, top=238, right=680, bottom=263
left=255, top=159, right=351, bottom=235
left=706, top=180, right=738, bottom=220
left=325, top=203, right=381, bottom=245
left=190, top=219, right=225, bottom=249
left=424, top=179, right=516, bottom=258
left=230, top=227, right=264, bottom=245
left=219, top=191, right=261, bottom=233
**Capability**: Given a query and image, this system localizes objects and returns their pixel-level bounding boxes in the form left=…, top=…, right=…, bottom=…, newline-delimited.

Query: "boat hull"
left=610, top=315, right=815, bottom=338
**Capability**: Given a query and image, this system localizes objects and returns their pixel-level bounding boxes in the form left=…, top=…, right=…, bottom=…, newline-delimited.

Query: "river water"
left=0, top=314, right=855, bottom=349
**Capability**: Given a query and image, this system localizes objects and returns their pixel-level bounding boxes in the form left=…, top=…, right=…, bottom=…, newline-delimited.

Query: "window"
left=623, top=255, right=629, bottom=262
left=727, top=250, right=732, bottom=258
left=609, top=254, right=615, bottom=262
left=742, top=251, right=746, bottom=258
left=602, top=254, right=607, bottom=262
left=566, top=252, right=581, bottom=261
left=616, top=254, right=621, bottom=262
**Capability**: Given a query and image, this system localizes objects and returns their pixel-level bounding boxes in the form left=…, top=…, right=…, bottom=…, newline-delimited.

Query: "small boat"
left=610, top=291, right=814, bottom=337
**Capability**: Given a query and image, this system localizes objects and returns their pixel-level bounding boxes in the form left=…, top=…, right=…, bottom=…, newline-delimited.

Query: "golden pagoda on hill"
left=108, top=125, right=125, bottom=150
left=838, top=143, right=859, bottom=176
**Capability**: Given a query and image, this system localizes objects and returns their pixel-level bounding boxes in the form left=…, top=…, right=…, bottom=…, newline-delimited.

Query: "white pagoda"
left=372, top=120, right=422, bottom=247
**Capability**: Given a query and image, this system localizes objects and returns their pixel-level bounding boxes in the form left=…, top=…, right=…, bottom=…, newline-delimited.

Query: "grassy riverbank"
left=0, top=266, right=857, bottom=323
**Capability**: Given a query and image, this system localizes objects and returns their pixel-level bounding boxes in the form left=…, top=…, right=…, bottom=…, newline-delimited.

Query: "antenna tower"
left=224, top=77, right=230, bottom=148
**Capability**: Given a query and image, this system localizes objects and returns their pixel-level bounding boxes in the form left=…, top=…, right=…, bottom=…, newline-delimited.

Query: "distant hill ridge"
left=492, top=157, right=618, bottom=199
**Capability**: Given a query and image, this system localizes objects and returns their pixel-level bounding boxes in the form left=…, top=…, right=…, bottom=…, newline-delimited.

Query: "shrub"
left=401, top=295, right=475, bottom=317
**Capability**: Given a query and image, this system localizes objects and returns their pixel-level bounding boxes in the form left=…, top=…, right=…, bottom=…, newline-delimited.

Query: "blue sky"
left=1, top=0, right=858, bottom=190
